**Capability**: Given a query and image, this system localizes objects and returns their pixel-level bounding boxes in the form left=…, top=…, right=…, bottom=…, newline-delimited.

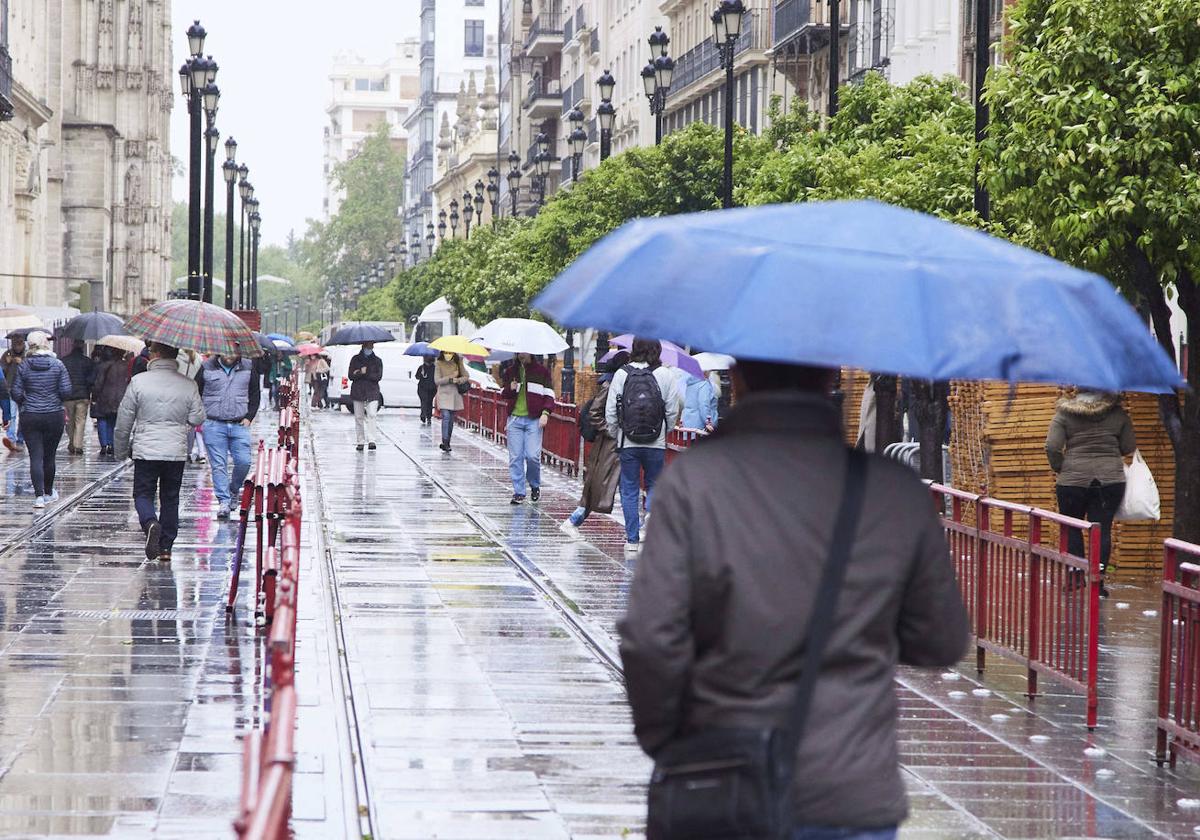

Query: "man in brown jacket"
left=618, top=361, right=969, bottom=839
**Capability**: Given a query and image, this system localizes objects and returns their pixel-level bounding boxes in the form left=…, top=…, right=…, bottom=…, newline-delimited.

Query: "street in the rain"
left=0, top=407, right=1194, bottom=839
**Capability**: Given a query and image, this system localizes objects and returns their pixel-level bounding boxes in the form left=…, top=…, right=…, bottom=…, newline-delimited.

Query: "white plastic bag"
left=1116, top=450, right=1160, bottom=521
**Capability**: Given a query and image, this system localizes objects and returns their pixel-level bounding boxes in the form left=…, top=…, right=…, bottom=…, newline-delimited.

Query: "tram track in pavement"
left=0, top=457, right=130, bottom=559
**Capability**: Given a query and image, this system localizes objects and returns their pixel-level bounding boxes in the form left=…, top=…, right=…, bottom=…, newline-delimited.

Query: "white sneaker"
left=624, top=542, right=641, bottom=555
left=559, top=520, right=581, bottom=539
left=33, top=496, right=46, bottom=509
left=48, top=490, right=60, bottom=503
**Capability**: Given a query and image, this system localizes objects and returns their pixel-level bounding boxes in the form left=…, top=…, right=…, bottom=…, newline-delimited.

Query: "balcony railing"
left=525, top=9, right=565, bottom=50
left=523, top=75, right=562, bottom=110
left=420, top=40, right=435, bottom=60
left=0, top=46, right=12, bottom=122
left=590, top=28, right=600, bottom=55
left=670, top=11, right=767, bottom=95
left=563, top=10, right=576, bottom=43
left=410, top=140, right=433, bottom=163
left=561, top=75, right=585, bottom=112
left=526, top=136, right=559, bottom=169
left=774, top=0, right=815, bottom=45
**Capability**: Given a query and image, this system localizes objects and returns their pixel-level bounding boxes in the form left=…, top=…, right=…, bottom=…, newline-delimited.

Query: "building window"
left=465, top=20, right=485, bottom=56
left=466, top=0, right=484, bottom=5
left=354, top=78, right=370, bottom=91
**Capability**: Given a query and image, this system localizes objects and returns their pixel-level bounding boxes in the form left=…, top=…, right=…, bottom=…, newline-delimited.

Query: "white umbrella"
left=96, top=334, right=146, bottom=355
left=472, top=318, right=568, bottom=355
left=692, top=352, right=736, bottom=371
left=0, top=307, right=43, bottom=332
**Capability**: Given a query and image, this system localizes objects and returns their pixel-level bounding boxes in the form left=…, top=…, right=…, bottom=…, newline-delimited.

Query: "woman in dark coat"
left=91, top=348, right=130, bottom=457
left=560, top=352, right=628, bottom=536
left=415, top=355, right=437, bottom=426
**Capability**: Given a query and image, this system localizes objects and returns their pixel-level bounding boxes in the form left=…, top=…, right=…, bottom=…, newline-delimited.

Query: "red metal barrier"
left=1157, top=538, right=1200, bottom=767
left=930, top=484, right=1102, bottom=729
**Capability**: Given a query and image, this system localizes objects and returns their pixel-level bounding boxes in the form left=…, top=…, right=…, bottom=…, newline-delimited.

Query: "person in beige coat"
left=434, top=352, right=469, bottom=452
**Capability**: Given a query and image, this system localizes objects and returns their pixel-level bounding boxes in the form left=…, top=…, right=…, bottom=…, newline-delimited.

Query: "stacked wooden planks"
left=840, top=369, right=871, bottom=447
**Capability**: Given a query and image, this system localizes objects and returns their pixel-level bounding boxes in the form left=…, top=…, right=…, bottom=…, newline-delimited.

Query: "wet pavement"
left=321, top=409, right=1200, bottom=840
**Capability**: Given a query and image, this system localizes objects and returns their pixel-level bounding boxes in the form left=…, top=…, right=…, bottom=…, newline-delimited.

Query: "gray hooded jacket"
left=1045, top=393, right=1136, bottom=487
left=115, top=358, right=206, bottom=461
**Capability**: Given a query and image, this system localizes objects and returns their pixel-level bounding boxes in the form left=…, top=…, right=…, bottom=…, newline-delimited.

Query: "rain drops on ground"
left=1084, top=747, right=1107, bottom=758
left=948, top=690, right=968, bottom=700
left=1143, top=610, right=1159, bottom=617
left=1179, top=799, right=1200, bottom=810
left=972, top=688, right=991, bottom=697
left=1116, top=602, right=1131, bottom=610
left=990, top=713, right=1009, bottom=722
left=1029, top=735, right=1051, bottom=743
left=1095, top=768, right=1115, bottom=778
left=941, top=672, right=961, bottom=681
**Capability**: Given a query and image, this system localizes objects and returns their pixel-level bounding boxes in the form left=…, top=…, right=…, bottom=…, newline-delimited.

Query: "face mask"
left=363, top=349, right=374, bottom=357
left=442, top=353, right=453, bottom=361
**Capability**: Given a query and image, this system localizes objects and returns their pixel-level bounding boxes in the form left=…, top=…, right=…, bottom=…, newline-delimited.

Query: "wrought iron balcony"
left=525, top=8, right=564, bottom=57
left=670, top=11, right=767, bottom=95
left=0, top=46, right=13, bottom=122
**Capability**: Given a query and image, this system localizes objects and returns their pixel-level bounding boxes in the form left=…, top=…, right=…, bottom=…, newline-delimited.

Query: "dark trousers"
left=1056, top=481, right=1126, bottom=573
left=21, top=411, right=64, bottom=496
left=418, top=390, right=435, bottom=423
left=133, top=460, right=186, bottom=551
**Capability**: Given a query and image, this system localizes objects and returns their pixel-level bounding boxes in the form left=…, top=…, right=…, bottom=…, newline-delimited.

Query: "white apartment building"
left=323, top=41, right=420, bottom=217
left=889, top=0, right=956, bottom=85
left=403, top=0, right=499, bottom=238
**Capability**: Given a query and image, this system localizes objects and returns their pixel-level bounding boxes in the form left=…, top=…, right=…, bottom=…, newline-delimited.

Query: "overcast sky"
left=169, top=2, right=419, bottom=246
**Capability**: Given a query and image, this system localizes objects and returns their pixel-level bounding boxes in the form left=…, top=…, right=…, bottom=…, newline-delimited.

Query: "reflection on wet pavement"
left=353, top=410, right=1200, bottom=840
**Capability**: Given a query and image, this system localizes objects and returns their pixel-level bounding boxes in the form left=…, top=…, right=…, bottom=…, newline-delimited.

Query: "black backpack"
left=578, top=396, right=601, bottom=443
left=618, top=365, right=667, bottom=444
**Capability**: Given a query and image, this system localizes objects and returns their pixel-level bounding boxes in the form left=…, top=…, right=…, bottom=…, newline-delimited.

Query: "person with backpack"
left=604, top=338, right=683, bottom=552
left=501, top=353, right=555, bottom=504
left=561, top=351, right=628, bottom=536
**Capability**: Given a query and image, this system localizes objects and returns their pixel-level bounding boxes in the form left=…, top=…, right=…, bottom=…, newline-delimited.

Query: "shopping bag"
left=1115, top=450, right=1160, bottom=521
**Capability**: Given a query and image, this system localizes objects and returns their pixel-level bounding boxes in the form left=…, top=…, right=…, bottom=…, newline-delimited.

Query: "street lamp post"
left=426, top=223, right=435, bottom=257
left=712, top=0, right=744, bottom=209
left=506, top=151, right=522, bottom=216
left=462, top=190, right=474, bottom=239
left=534, top=132, right=551, bottom=206
left=222, top=138, right=237, bottom=309
left=642, top=29, right=674, bottom=146
left=567, top=107, right=586, bottom=182
left=249, top=209, right=261, bottom=308
left=448, top=201, right=459, bottom=238
left=597, top=70, right=616, bottom=161
left=486, top=168, right=500, bottom=227
left=237, top=167, right=249, bottom=306
left=181, top=22, right=206, bottom=300
left=202, top=98, right=219, bottom=304
left=973, top=0, right=990, bottom=221
left=473, top=181, right=486, bottom=230
left=411, top=229, right=421, bottom=262
left=440, top=208, right=449, bottom=241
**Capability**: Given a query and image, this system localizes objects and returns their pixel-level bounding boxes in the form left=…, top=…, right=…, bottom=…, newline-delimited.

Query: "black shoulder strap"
left=787, top=449, right=868, bottom=740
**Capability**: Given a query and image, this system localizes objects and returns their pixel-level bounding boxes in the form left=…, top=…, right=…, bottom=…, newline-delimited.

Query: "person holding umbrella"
left=434, top=349, right=469, bottom=452
left=61, top=340, right=96, bottom=455
left=1, top=332, right=26, bottom=452
left=348, top=342, right=383, bottom=451
left=90, top=347, right=129, bottom=457
left=10, top=331, right=72, bottom=507
left=501, top=353, right=555, bottom=504
left=195, top=352, right=260, bottom=518
left=115, top=343, right=206, bottom=561
left=415, top=353, right=437, bottom=425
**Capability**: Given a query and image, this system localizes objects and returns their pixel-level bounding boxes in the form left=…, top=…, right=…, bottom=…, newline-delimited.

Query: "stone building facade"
left=0, top=0, right=173, bottom=315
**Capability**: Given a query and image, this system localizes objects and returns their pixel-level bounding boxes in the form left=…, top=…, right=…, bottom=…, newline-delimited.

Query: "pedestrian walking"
left=561, top=352, right=627, bottom=536
left=310, top=354, right=331, bottom=409
left=618, top=360, right=969, bottom=840
left=0, top=367, right=11, bottom=440
left=11, top=331, right=73, bottom=508
left=415, top=356, right=437, bottom=425
left=349, top=342, right=383, bottom=451
left=195, top=353, right=259, bottom=519
left=604, top=338, right=682, bottom=552
left=114, top=343, right=206, bottom=561
left=90, top=348, right=129, bottom=457
left=130, top=345, right=150, bottom=377
left=501, top=353, right=555, bottom=504
left=60, top=339, right=95, bottom=455
left=1045, top=389, right=1136, bottom=596
left=1, top=332, right=26, bottom=452
left=176, top=351, right=207, bottom=464
left=434, top=351, right=468, bottom=452
left=681, top=372, right=718, bottom=432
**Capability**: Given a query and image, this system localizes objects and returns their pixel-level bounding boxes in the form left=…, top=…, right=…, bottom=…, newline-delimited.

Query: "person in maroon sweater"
left=500, top=353, right=555, bottom=504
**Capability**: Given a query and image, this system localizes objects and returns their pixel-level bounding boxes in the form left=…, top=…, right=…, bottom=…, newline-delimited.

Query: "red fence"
left=232, top=372, right=304, bottom=840
left=1157, top=538, right=1200, bottom=767
left=930, top=484, right=1102, bottom=729
left=457, top=388, right=584, bottom=475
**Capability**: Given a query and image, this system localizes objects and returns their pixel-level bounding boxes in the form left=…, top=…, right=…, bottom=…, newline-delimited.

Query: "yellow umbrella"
left=430, top=335, right=489, bottom=357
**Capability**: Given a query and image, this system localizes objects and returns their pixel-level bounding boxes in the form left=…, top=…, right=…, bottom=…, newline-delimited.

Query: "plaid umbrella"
left=125, top=300, right=262, bottom=358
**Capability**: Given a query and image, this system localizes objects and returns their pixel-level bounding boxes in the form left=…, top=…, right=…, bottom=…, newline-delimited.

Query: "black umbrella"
left=251, top=332, right=275, bottom=352
left=59, top=312, right=126, bottom=341
left=325, top=324, right=396, bottom=346
left=6, top=327, right=38, bottom=340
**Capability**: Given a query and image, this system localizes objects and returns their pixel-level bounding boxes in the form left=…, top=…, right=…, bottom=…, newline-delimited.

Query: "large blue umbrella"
left=266, top=333, right=295, bottom=345
left=403, top=341, right=439, bottom=357
left=534, top=201, right=1184, bottom=394
left=326, top=324, right=396, bottom=346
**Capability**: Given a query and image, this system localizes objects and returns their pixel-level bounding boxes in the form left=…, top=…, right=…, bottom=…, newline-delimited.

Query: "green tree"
left=985, top=0, right=1200, bottom=540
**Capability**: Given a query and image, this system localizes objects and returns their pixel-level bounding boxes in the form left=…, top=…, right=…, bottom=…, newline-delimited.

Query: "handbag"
left=456, top=380, right=471, bottom=396
left=645, top=450, right=868, bottom=840
left=1116, top=449, right=1160, bottom=521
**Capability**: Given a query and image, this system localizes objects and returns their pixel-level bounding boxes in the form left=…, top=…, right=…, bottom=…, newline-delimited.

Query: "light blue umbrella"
left=533, top=201, right=1184, bottom=394
left=404, top=341, right=439, bottom=357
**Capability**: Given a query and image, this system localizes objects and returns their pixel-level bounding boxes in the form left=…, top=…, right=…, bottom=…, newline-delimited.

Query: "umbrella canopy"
left=693, top=352, right=736, bottom=371
left=266, top=333, right=295, bottom=346
left=430, top=335, right=489, bottom=358
left=59, top=311, right=126, bottom=342
left=272, top=338, right=299, bottom=355
left=125, top=300, right=262, bottom=358
left=96, top=334, right=145, bottom=355
left=471, top=318, right=569, bottom=356
left=326, top=324, right=397, bottom=346
left=295, top=331, right=317, bottom=342
left=0, top=308, right=43, bottom=332
left=534, top=201, right=1183, bottom=394
left=609, top=334, right=704, bottom=378
left=403, top=342, right=440, bottom=357
left=297, top=343, right=325, bottom=357
left=251, top=332, right=275, bottom=352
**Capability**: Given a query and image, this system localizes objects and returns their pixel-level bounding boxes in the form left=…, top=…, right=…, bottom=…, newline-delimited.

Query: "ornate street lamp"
left=712, top=0, right=744, bottom=209
left=201, top=106, right=220, bottom=304
left=486, top=167, right=501, bottom=226
left=597, top=70, right=616, bottom=161
left=449, top=200, right=459, bottom=238
left=473, top=180, right=486, bottom=229
left=439, top=208, right=449, bottom=240
left=237, top=168, right=250, bottom=307
left=186, top=19, right=206, bottom=57
left=248, top=209, right=262, bottom=309
left=506, top=150, right=522, bottom=216
left=222, top=137, right=238, bottom=310
left=462, top=190, right=475, bottom=239
left=642, top=33, right=675, bottom=147
left=426, top=223, right=435, bottom=255
left=567, top=107, right=587, bottom=183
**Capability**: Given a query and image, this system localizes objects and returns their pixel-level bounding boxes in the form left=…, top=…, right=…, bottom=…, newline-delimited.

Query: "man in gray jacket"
left=115, top=343, right=206, bottom=562
left=196, top=353, right=259, bottom=519
left=618, top=360, right=969, bottom=839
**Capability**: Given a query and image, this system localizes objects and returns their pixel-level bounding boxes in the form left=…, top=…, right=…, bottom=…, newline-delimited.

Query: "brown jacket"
left=579, top=380, right=619, bottom=514
left=1045, top=393, right=1135, bottom=487
left=618, top=392, right=969, bottom=830
left=434, top=355, right=469, bottom=412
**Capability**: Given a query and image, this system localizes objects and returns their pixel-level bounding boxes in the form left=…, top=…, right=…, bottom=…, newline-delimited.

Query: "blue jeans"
left=618, top=447, right=665, bottom=544
left=6, top=400, right=22, bottom=443
left=791, top=828, right=896, bottom=840
left=507, top=415, right=542, bottom=496
left=204, top=420, right=251, bottom=507
left=569, top=506, right=588, bottom=526
left=440, top=409, right=456, bottom=445
left=96, top=416, right=115, bottom=448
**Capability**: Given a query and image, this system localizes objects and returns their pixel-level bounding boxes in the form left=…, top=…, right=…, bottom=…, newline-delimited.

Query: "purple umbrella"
left=605, top=335, right=703, bottom=379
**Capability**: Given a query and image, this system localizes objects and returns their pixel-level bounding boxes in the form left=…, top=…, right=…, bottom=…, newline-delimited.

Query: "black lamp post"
left=448, top=200, right=459, bottom=238
left=181, top=22, right=206, bottom=300
left=473, top=180, right=486, bottom=230
left=566, top=107, right=586, bottom=182
left=237, top=166, right=250, bottom=306
left=398, top=241, right=408, bottom=268
left=388, top=256, right=397, bottom=279
left=486, top=168, right=500, bottom=226
left=642, top=29, right=674, bottom=146
left=462, top=190, right=475, bottom=239
left=411, top=229, right=421, bottom=262
left=597, top=70, right=616, bottom=161
left=712, top=0, right=744, bottom=209
left=426, top=223, right=435, bottom=256
left=973, top=0, right=990, bottom=221
left=222, top=137, right=237, bottom=310
left=202, top=96, right=219, bottom=304
left=507, top=150, right=522, bottom=216
left=439, top=208, right=449, bottom=241
left=248, top=209, right=261, bottom=308
left=245, top=191, right=259, bottom=307
left=534, top=132, right=551, bottom=206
